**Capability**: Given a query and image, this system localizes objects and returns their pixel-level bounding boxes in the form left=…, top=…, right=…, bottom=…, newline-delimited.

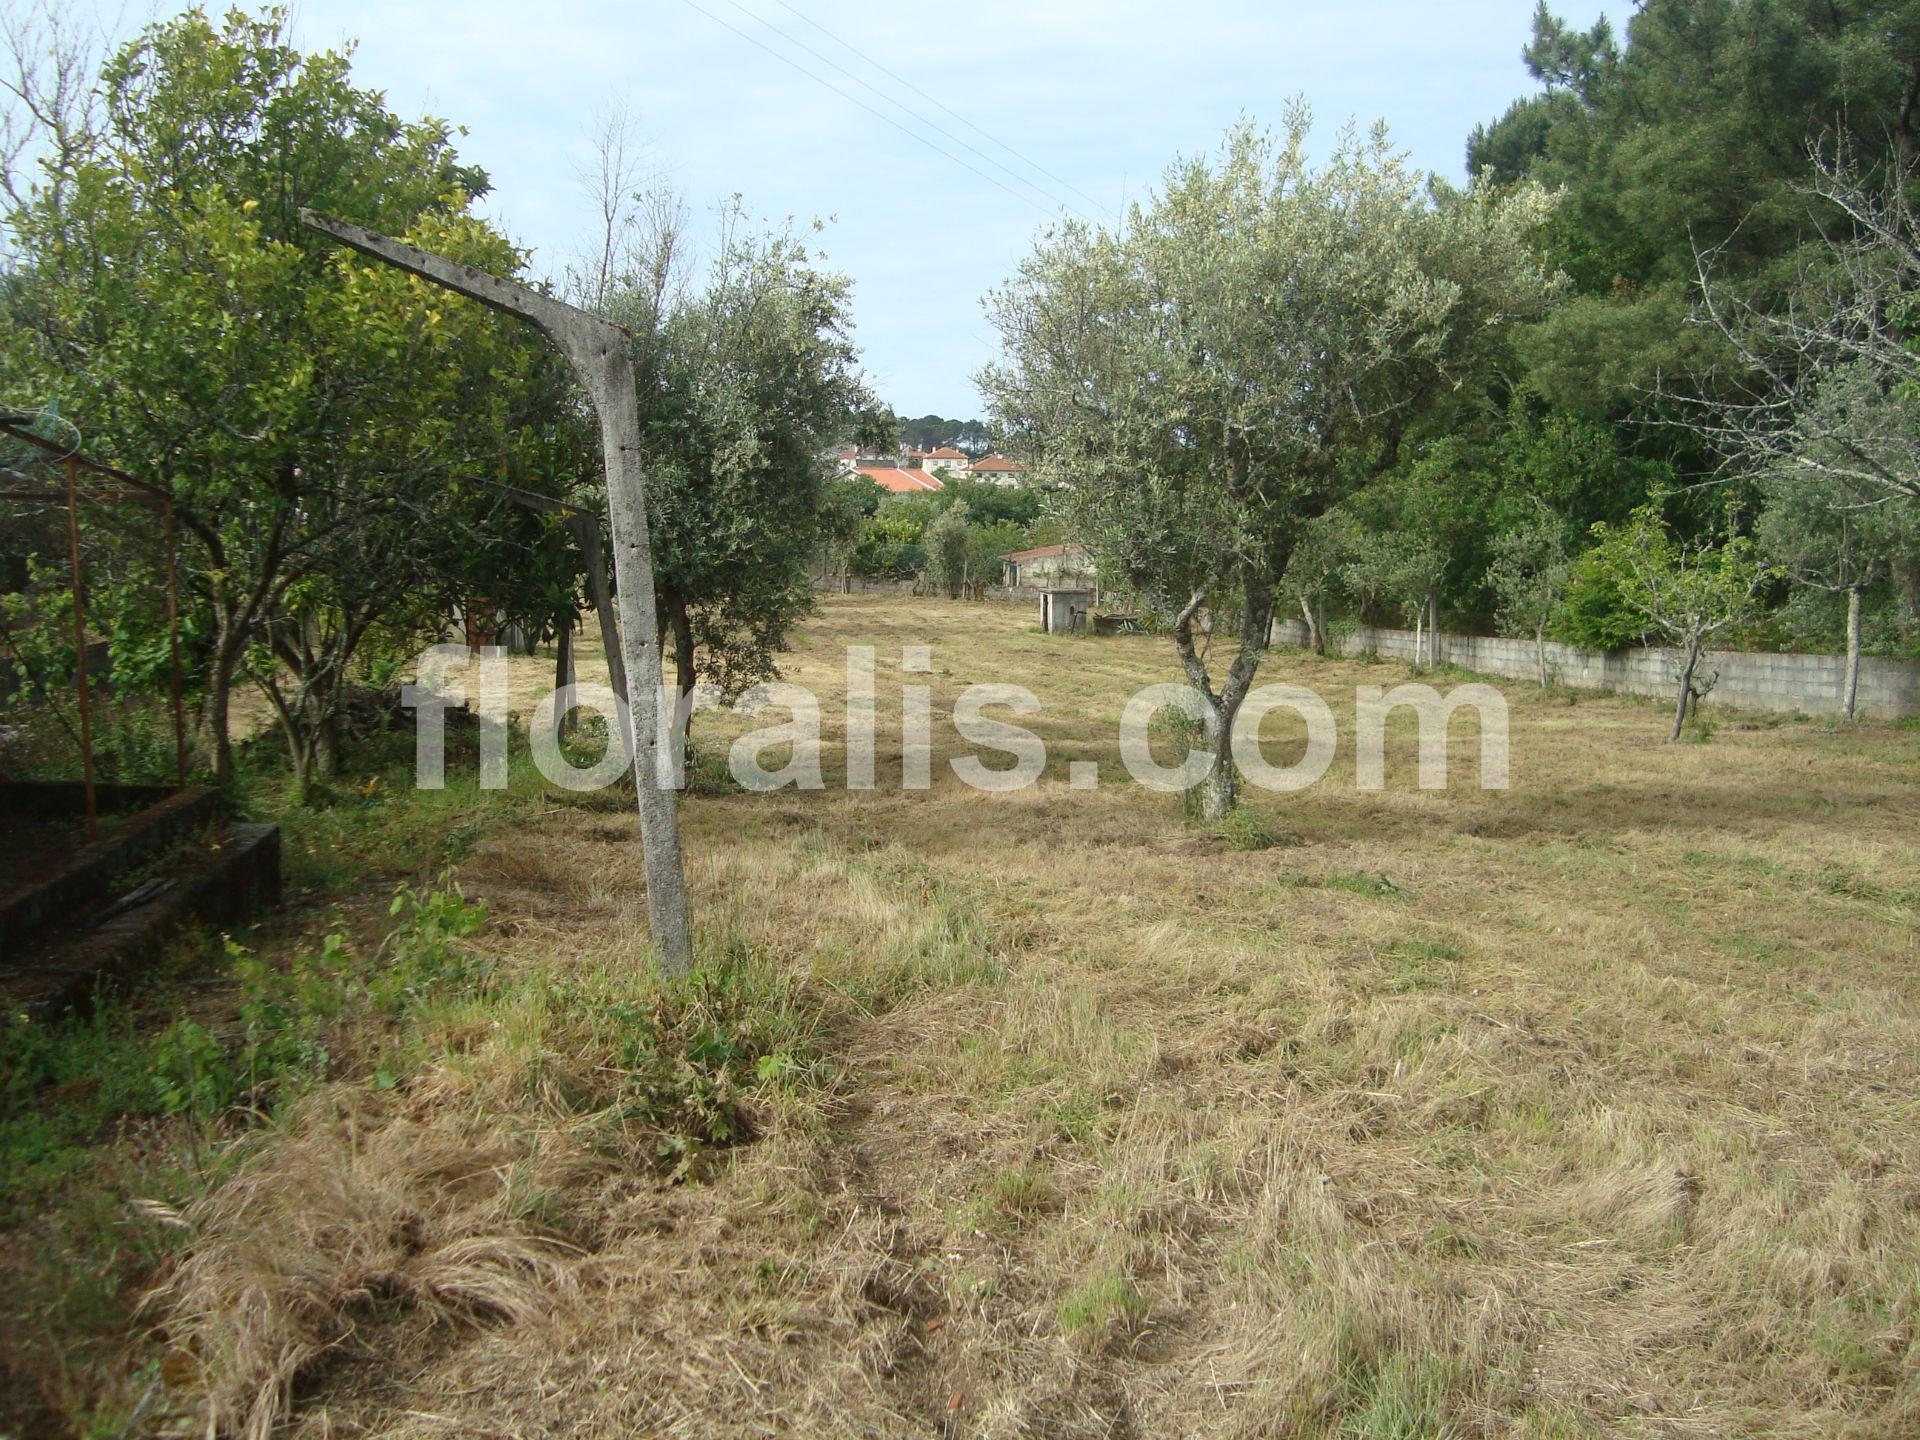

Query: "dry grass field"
left=143, top=595, right=1920, bottom=1437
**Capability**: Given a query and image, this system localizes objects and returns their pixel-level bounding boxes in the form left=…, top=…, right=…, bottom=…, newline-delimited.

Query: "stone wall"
left=1270, top=619, right=1920, bottom=719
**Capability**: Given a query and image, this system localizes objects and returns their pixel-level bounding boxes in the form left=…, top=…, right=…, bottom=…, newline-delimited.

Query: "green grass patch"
left=1058, top=1268, right=1150, bottom=1339
left=1380, top=937, right=1463, bottom=994
left=1325, top=873, right=1406, bottom=902
left=1339, top=1352, right=1458, bottom=1439
left=1204, top=804, right=1292, bottom=851
left=1, top=876, right=490, bottom=1204
left=1038, top=1091, right=1106, bottom=1144
left=242, top=727, right=552, bottom=892
left=548, top=939, right=831, bottom=1183
left=961, top=1162, right=1058, bottom=1234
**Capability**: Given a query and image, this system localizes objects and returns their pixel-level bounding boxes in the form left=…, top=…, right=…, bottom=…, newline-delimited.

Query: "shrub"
left=1551, top=542, right=1649, bottom=651
left=593, top=948, right=824, bottom=1181
left=150, top=1019, right=235, bottom=1121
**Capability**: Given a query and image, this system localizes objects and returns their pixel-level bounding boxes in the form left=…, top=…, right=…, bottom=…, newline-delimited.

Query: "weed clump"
left=587, top=950, right=825, bottom=1181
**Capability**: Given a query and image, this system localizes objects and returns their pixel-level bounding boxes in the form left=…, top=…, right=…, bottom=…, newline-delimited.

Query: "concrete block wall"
left=1269, top=619, right=1920, bottom=720
left=821, top=579, right=1051, bottom=605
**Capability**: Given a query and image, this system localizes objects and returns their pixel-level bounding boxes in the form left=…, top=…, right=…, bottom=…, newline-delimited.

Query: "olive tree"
left=1280, top=509, right=1358, bottom=655
left=1486, top=498, right=1573, bottom=686
left=923, top=500, right=974, bottom=598
left=1590, top=507, right=1771, bottom=741
left=980, top=112, right=1559, bottom=818
left=605, top=211, right=872, bottom=721
left=1342, top=528, right=1446, bottom=669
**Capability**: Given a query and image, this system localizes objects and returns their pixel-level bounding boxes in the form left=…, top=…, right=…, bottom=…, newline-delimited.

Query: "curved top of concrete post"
left=298, top=208, right=631, bottom=369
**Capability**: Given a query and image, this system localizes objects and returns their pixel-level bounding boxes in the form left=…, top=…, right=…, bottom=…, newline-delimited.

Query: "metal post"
left=163, top=498, right=188, bottom=784
left=64, top=456, right=97, bottom=840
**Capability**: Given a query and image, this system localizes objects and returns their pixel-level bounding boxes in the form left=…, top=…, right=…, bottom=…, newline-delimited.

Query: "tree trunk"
left=1171, top=581, right=1274, bottom=824
left=670, top=593, right=696, bottom=746
left=571, top=517, right=629, bottom=705
left=258, top=676, right=315, bottom=804
left=1535, top=620, right=1548, bottom=688
left=270, top=611, right=354, bottom=784
left=314, top=709, right=342, bottom=777
left=200, top=607, right=245, bottom=784
left=292, top=720, right=319, bottom=801
left=1844, top=585, right=1862, bottom=722
left=285, top=735, right=313, bottom=805
left=1199, top=704, right=1235, bottom=821
left=310, top=636, right=344, bottom=780
left=555, top=610, right=574, bottom=691
left=554, top=610, right=575, bottom=740
left=200, top=665, right=235, bottom=784
left=1670, top=639, right=1701, bottom=743
left=1426, top=586, right=1440, bottom=668
left=1300, top=594, right=1323, bottom=655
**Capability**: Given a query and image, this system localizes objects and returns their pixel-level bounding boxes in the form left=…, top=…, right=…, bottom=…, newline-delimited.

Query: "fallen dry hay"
left=159, top=596, right=1920, bottom=1438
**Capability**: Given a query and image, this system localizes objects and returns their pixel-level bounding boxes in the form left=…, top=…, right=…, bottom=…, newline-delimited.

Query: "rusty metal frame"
left=0, top=418, right=187, bottom=838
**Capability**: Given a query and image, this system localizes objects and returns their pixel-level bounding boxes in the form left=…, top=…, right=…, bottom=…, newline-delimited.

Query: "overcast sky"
left=273, top=1, right=1620, bottom=417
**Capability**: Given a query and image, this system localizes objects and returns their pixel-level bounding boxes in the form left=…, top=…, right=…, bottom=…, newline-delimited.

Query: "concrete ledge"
left=2, top=822, right=281, bottom=1020
left=0, top=785, right=222, bottom=961
left=0, top=779, right=182, bottom=818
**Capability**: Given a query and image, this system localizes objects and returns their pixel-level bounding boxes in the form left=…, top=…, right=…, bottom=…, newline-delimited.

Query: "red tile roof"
left=924, top=446, right=968, bottom=460
left=1004, top=542, right=1088, bottom=562
left=857, top=466, right=945, bottom=493
left=972, top=453, right=1029, bottom=473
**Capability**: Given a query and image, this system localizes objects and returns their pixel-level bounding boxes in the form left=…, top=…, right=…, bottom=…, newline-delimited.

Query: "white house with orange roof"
left=857, top=465, right=944, bottom=494
left=970, top=453, right=1030, bottom=486
left=916, top=445, right=971, bottom=477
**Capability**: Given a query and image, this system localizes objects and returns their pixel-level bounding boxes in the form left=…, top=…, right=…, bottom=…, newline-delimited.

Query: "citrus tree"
left=2, top=7, right=576, bottom=781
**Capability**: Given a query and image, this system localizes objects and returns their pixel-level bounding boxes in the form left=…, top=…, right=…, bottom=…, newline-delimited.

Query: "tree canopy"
left=981, top=112, right=1560, bottom=816
left=1, top=6, right=587, bottom=785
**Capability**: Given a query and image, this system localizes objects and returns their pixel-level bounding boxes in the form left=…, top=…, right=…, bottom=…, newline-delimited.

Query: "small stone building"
left=1002, top=542, right=1093, bottom=589
left=1042, top=588, right=1092, bottom=635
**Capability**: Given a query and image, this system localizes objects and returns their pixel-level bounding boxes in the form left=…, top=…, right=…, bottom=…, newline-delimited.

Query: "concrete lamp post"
left=299, top=208, right=694, bottom=977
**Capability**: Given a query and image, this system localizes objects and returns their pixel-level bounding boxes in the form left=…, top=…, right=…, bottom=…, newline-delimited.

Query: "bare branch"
left=1672, top=140, right=1920, bottom=507
left=0, top=0, right=112, bottom=229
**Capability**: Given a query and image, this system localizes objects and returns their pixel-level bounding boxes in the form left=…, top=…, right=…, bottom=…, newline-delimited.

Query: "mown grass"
left=6, top=593, right=1920, bottom=1439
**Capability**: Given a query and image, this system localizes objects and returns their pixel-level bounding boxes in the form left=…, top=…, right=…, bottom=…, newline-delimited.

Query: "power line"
left=674, top=0, right=1079, bottom=224
left=767, top=0, right=1118, bottom=222
left=718, top=0, right=1094, bottom=222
